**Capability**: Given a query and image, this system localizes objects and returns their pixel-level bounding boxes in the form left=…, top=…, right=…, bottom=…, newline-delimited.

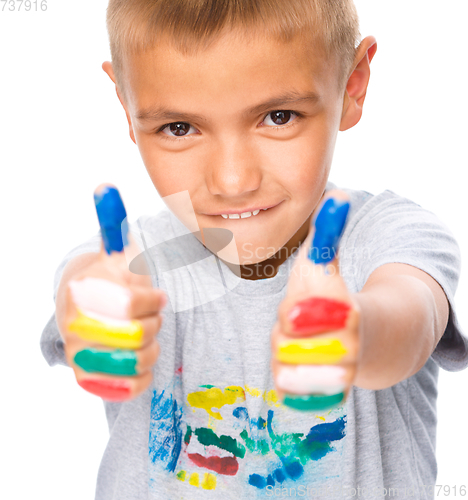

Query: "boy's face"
left=106, top=29, right=373, bottom=278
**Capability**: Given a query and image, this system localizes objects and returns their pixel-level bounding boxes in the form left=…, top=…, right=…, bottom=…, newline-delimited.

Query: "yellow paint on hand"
left=68, top=309, right=143, bottom=349
left=316, top=416, right=326, bottom=421
left=277, top=338, right=347, bottom=364
left=189, top=473, right=200, bottom=487
left=187, top=386, right=246, bottom=419
left=201, top=473, right=217, bottom=490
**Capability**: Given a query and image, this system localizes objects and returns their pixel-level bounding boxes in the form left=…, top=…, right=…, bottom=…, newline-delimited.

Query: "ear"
left=339, top=36, right=378, bottom=132
left=102, top=61, right=137, bottom=144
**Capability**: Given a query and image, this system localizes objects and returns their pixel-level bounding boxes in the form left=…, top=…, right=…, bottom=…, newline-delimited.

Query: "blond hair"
left=106, top=0, right=361, bottom=98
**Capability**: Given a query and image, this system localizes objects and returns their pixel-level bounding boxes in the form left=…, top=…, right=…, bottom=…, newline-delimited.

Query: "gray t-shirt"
left=40, top=181, right=468, bottom=500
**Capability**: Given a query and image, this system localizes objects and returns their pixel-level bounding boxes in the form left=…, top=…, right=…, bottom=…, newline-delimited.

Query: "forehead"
left=122, top=30, right=338, bottom=114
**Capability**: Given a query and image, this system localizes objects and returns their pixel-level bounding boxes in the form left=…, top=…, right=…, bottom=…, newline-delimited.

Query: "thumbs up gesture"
left=271, top=190, right=360, bottom=411
left=56, top=184, right=167, bottom=402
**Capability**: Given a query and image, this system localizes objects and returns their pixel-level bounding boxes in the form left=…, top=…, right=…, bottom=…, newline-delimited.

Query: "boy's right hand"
left=56, top=184, right=166, bottom=402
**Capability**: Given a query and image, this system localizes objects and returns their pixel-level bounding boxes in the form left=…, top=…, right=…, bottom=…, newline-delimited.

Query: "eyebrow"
left=135, top=90, right=321, bottom=123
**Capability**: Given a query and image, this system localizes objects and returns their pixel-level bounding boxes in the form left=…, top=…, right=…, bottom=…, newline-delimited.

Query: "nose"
left=206, top=138, right=262, bottom=197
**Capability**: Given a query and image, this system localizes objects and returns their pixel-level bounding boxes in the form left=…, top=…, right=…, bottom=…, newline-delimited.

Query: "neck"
left=221, top=212, right=314, bottom=281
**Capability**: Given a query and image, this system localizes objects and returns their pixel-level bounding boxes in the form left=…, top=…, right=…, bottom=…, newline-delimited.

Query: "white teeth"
left=221, top=208, right=265, bottom=218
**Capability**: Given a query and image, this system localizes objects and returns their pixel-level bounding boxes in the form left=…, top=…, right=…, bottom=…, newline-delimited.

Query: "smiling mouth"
left=213, top=201, right=282, bottom=219
left=220, top=208, right=268, bottom=219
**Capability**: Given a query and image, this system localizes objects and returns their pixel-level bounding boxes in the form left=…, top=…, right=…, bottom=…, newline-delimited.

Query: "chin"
left=195, top=226, right=278, bottom=263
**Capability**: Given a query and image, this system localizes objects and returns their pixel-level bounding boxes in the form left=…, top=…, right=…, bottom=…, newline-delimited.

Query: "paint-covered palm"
left=270, top=189, right=361, bottom=411
left=55, top=184, right=167, bottom=402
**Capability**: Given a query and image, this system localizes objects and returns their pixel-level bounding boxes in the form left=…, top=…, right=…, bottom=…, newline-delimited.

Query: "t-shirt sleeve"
left=348, top=189, right=468, bottom=372
left=40, top=231, right=102, bottom=368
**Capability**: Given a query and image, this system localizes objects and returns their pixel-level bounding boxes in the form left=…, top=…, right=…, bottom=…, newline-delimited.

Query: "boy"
left=40, top=0, right=468, bottom=498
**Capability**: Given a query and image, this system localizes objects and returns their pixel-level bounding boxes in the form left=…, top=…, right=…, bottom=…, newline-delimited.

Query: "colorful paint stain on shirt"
left=186, top=386, right=246, bottom=419
left=148, top=390, right=183, bottom=473
left=148, top=384, right=347, bottom=494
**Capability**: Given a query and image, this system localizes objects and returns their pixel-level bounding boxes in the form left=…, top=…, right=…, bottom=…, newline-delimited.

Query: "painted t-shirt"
left=40, top=181, right=468, bottom=500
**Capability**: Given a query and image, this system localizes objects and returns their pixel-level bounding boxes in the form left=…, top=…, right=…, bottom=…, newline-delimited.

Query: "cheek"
left=274, top=139, right=329, bottom=193
left=297, top=122, right=336, bottom=186
left=133, top=132, right=157, bottom=168
left=133, top=135, right=188, bottom=195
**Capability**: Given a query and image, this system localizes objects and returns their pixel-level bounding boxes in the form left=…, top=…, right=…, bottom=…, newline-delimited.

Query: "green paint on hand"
left=283, top=392, right=345, bottom=411
left=73, top=348, right=138, bottom=375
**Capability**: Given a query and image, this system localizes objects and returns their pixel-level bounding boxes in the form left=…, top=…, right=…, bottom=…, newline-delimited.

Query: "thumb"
left=287, top=189, right=350, bottom=297
left=94, top=183, right=151, bottom=284
left=307, top=189, right=350, bottom=274
left=94, top=183, right=129, bottom=256
left=94, top=184, right=150, bottom=282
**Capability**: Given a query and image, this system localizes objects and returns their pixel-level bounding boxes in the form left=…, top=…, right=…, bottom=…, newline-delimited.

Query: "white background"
left=1, top=0, right=467, bottom=498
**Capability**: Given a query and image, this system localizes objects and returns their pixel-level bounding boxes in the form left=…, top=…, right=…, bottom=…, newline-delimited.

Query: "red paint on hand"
left=188, top=453, right=239, bottom=476
left=287, top=296, right=351, bottom=335
left=78, top=378, right=131, bottom=401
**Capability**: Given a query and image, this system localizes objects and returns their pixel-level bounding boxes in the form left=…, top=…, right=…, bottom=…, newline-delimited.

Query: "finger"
left=278, top=294, right=354, bottom=337
left=271, top=357, right=354, bottom=407
left=68, top=276, right=167, bottom=320
left=73, top=365, right=153, bottom=402
left=68, top=276, right=132, bottom=320
left=126, top=284, right=167, bottom=318
left=269, top=320, right=355, bottom=412
left=273, top=367, right=352, bottom=412
left=270, top=319, right=357, bottom=411
left=272, top=360, right=351, bottom=396
left=282, top=190, right=352, bottom=335
left=93, top=182, right=154, bottom=301
left=66, top=338, right=159, bottom=377
left=307, top=189, right=350, bottom=275
left=271, top=323, right=358, bottom=366
left=94, top=183, right=129, bottom=258
left=65, top=288, right=162, bottom=350
left=285, top=191, right=350, bottom=300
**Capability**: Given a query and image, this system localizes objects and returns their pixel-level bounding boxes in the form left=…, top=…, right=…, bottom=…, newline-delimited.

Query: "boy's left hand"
left=271, top=190, right=361, bottom=411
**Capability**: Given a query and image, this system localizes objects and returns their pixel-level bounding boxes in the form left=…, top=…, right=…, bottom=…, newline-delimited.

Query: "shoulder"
left=327, top=182, right=458, bottom=247
left=131, top=209, right=175, bottom=240
left=330, top=181, right=461, bottom=294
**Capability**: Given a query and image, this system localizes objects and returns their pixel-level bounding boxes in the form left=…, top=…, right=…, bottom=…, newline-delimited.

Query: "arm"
left=272, top=190, right=456, bottom=410
left=352, top=262, right=449, bottom=390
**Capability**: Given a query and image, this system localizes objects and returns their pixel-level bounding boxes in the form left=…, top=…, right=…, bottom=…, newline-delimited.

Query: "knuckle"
left=137, top=371, right=154, bottom=393
left=144, top=315, right=160, bottom=337
left=149, top=314, right=163, bottom=336
left=138, top=340, right=160, bottom=371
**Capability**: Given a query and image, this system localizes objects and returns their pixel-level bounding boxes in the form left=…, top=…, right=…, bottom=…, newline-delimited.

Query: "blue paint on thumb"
left=94, top=186, right=129, bottom=255
left=308, top=197, right=350, bottom=265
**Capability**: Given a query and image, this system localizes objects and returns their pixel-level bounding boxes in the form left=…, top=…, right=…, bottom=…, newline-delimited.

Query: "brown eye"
left=270, top=111, right=292, bottom=125
left=263, top=110, right=298, bottom=128
left=168, top=123, right=191, bottom=136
